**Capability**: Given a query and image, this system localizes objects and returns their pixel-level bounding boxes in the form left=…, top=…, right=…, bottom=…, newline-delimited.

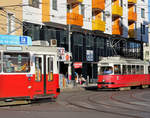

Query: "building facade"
left=0, top=0, right=149, bottom=81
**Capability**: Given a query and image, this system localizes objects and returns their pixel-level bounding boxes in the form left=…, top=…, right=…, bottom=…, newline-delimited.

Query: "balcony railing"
left=67, top=13, right=83, bottom=26
left=128, top=29, right=137, bottom=38
left=67, top=0, right=83, bottom=4
left=92, top=19, right=105, bottom=31
left=92, top=0, right=105, bottom=12
left=112, top=5, right=123, bottom=17
left=128, top=0, right=137, bottom=4
left=128, top=11, right=137, bottom=22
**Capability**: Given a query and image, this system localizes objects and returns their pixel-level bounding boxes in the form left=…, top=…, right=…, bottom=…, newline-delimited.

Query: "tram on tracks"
left=97, top=56, right=150, bottom=90
left=0, top=44, right=60, bottom=104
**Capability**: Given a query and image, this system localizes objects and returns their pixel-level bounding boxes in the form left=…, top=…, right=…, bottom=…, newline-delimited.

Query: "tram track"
left=66, top=91, right=143, bottom=118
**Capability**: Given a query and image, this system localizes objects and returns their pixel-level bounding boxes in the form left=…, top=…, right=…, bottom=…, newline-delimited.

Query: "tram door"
left=34, top=55, right=54, bottom=96
left=34, top=55, right=44, bottom=95
left=45, top=56, right=54, bottom=94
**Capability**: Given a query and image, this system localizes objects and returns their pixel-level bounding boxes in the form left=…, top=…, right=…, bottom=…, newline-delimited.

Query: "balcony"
left=67, top=0, right=83, bottom=4
left=128, top=29, right=137, bottom=38
left=128, top=0, right=137, bottom=4
left=128, top=11, right=137, bottom=22
left=92, top=19, right=105, bottom=32
left=112, top=5, right=123, bottom=17
left=112, top=24, right=122, bottom=35
left=92, top=0, right=105, bottom=12
left=67, top=13, right=83, bottom=26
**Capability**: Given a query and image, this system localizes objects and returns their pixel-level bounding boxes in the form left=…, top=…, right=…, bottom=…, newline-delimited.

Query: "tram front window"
left=100, top=66, right=113, bottom=75
left=3, top=52, right=30, bottom=73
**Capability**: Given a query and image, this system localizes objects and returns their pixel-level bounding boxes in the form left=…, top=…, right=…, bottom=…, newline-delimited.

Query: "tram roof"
left=98, top=56, right=148, bottom=65
left=0, top=45, right=57, bottom=54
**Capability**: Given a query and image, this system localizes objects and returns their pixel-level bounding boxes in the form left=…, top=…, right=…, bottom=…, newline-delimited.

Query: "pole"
left=68, top=4, right=72, bottom=84
left=141, top=23, right=143, bottom=60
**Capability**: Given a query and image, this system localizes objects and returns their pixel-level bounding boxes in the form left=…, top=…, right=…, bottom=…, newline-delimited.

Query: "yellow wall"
left=42, top=0, right=50, bottom=22
left=0, top=0, right=23, bottom=35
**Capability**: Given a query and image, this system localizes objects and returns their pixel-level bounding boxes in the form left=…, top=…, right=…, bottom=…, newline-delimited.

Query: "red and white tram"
left=97, top=56, right=150, bottom=89
left=0, top=45, right=60, bottom=102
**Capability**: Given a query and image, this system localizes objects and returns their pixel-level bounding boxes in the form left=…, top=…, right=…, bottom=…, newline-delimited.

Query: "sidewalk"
left=60, top=83, right=97, bottom=92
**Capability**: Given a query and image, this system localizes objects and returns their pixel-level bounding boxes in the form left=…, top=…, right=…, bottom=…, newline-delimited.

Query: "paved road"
left=0, top=87, right=150, bottom=118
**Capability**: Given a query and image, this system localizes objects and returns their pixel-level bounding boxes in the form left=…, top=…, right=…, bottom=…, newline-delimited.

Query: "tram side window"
left=132, top=65, right=136, bottom=74
left=148, top=66, right=150, bottom=74
left=136, top=65, right=140, bottom=74
left=100, top=66, right=113, bottom=75
left=140, top=66, right=144, bottom=74
left=3, top=53, right=30, bottom=73
left=114, top=65, right=121, bottom=75
left=48, top=57, right=53, bottom=81
left=127, top=65, right=131, bottom=74
left=122, top=65, right=127, bottom=75
left=35, top=57, right=42, bottom=81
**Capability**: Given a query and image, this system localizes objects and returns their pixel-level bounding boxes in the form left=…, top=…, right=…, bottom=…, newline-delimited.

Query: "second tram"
left=97, top=56, right=150, bottom=89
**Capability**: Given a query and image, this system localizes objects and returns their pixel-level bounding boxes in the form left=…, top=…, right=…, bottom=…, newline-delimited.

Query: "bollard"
left=86, top=76, right=89, bottom=86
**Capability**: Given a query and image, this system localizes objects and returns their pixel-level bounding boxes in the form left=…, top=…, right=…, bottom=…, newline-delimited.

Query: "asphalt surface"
left=0, top=86, right=150, bottom=118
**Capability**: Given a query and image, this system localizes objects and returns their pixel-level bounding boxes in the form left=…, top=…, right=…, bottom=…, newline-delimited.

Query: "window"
left=114, top=65, right=121, bottom=75
left=35, top=57, right=42, bottom=81
left=141, top=8, right=145, bottom=18
left=122, top=65, right=127, bottom=75
left=81, top=4, right=85, bottom=17
left=132, top=65, right=136, bottom=74
left=3, top=53, right=30, bottom=73
left=47, top=57, right=53, bottom=81
left=52, top=0, right=57, bottom=10
left=142, top=25, right=145, bottom=34
left=140, top=66, right=144, bottom=74
left=148, top=66, right=150, bottom=74
left=100, top=66, right=113, bottom=75
left=29, top=0, right=39, bottom=8
left=7, top=13, right=14, bottom=34
left=127, top=65, right=132, bottom=74
left=136, top=65, right=140, bottom=74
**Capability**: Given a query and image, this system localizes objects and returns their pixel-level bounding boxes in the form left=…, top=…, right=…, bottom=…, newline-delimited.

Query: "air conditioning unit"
left=50, top=39, right=57, bottom=47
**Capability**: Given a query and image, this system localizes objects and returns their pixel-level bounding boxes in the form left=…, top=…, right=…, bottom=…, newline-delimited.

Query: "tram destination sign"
left=0, top=35, right=32, bottom=46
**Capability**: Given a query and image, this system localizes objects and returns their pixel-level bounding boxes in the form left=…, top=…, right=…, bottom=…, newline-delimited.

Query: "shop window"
left=3, top=53, right=30, bottom=73
left=114, top=65, right=121, bottom=75
left=35, top=57, right=42, bottom=81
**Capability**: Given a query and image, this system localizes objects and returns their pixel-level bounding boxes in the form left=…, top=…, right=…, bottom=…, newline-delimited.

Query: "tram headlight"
left=102, top=79, right=105, bottom=82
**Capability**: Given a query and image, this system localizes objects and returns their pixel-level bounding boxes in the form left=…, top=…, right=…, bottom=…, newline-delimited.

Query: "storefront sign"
left=0, top=35, right=32, bottom=45
left=57, top=47, right=65, bottom=61
left=74, top=62, right=82, bottom=69
left=86, top=50, right=93, bottom=61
